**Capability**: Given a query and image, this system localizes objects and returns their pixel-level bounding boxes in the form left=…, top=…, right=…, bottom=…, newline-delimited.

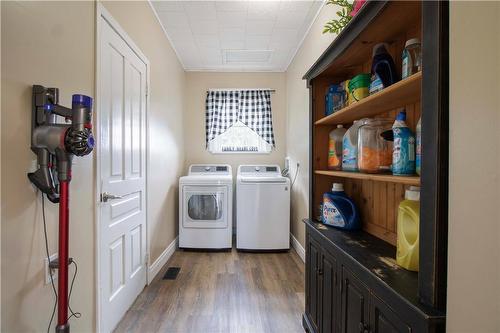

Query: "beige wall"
left=285, top=4, right=339, bottom=246
left=184, top=72, right=286, bottom=176
left=1, top=1, right=185, bottom=331
left=447, top=2, right=500, bottom=332
left=1, top=2, right=95, bottom=331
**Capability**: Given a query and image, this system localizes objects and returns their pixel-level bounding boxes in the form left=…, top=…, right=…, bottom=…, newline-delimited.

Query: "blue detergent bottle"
left=392, top=110, right=416, bottom=175
left=322, top=183, right=360, bottom=230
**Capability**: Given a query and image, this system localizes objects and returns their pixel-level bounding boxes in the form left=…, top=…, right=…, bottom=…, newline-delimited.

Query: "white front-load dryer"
left=179, top=165, right=233, bottom=249
left=236, top=165, right=290, bottom=251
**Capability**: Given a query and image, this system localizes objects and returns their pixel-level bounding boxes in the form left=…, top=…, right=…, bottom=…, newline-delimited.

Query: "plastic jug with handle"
left=322, top=183, right=360, bottom=230
left=396, top=186, right=420, bottom=271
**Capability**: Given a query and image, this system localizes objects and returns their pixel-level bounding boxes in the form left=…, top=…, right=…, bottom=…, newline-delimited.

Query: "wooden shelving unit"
left=302, top=1, right=449, bottom=332
left=315, top=72, right=422, bottom=126
left=315, top=170, right=420, bottom=186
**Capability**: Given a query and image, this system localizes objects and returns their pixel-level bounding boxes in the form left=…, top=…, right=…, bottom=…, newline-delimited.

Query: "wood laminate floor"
left=114, top=248, right=306, bottom=333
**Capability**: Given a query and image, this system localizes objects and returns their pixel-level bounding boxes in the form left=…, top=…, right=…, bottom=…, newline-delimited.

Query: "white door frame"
left=94, top=3, right=151, bottom=332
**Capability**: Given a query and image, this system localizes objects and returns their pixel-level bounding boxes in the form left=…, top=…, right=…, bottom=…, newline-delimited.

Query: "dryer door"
left=182, top=185, right=228, bottom=228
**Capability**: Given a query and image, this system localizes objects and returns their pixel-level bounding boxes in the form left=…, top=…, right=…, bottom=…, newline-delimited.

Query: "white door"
left=98, top=14, right=147, bottom=333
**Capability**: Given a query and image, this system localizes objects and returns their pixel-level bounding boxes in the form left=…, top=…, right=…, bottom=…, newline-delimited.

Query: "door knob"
left=101, top=192, right=123, bottom=202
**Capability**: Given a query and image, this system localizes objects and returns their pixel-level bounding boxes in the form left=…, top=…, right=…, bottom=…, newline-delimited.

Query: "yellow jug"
left=396, top=186, right=420, bottom=271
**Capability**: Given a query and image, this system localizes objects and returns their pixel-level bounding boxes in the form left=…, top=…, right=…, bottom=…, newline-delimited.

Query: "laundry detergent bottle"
left=392, top=110, right=416, bottom=175
left=328, top=125, right=347, bottom=170
left=322, top=183, right=360, bottom=230
left=396, top=186, right=420, bottom=271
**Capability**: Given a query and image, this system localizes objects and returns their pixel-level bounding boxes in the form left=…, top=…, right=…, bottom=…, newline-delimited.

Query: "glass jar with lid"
left=357, top=118, right=393, bottom=173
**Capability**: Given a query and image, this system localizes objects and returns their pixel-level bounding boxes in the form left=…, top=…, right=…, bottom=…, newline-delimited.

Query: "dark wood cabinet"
left=341, top=267, right=370, bottom=333
left=307, top=236, right=321, bottom=333
left=321, top=250, right=338, bottom=333
left=370, top=294, right=411, bottom=333
left=302, top=221, right=445, bottom=333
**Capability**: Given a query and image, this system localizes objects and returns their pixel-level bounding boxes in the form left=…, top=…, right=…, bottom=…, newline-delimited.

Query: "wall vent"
left=223, top=49, right=273, bottom=64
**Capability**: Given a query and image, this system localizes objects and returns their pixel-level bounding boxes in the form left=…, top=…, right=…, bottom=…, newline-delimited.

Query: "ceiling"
left=150, top=1, right=324, bottom=72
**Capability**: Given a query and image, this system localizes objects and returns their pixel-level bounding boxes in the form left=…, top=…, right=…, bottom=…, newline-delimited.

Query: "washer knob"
left=205, top=166, right=211, bottom=171
left=255, top=166, right=260, bottom=172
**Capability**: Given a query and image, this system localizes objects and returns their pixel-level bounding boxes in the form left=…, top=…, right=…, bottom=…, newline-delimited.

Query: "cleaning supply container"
left=342, top=119, right=367, bottom=172
left=369, top=43, right=399, bottom=94
left=415, top=117, right=422, bottom=175
left=357, top=118, right=393, bottom=173
left=396, top=186, right=420, bottom=271
left=322, top=183, right=360, bottom=230
left=328, top=125, right=347, bottom=170
left=325, top=84, right=344, bottom=116
left=392, top=110, right=416, bottom=175
left=402, top=38, right=422, bottom=79
left=348, top=74, right=370, bottom=103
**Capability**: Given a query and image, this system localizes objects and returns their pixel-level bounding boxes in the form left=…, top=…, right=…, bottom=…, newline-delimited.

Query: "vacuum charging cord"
left=41, top=193, right=81, bottom=333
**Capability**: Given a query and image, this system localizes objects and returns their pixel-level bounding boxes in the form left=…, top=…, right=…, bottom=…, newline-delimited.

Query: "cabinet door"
left=341, top=267, right=370, bottom=333
left=370, top=294, right=411, bottom=333
left=307, top=236, right=321, bottom=332
left=321, top=250, right=339, bottom=333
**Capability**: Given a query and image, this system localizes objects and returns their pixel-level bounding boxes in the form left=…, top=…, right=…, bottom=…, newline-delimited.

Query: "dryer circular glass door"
left=182, top=185, right=228, bottom=228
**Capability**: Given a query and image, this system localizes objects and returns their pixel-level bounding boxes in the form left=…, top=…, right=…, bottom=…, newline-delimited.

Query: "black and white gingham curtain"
left=205, top=91, right=240, bottom=145
left=205, top=89, right=275, bottom=147
left=238, top=90, right=275, bottom=147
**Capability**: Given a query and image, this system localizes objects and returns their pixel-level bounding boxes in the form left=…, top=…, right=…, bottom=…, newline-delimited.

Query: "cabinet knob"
left=359, top=322, right=369, bottom=333
left=317, top=268, right=323, bottom=275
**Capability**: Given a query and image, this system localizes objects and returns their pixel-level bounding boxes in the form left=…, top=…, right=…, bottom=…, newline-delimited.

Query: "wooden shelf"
left=315, top=72, right=422, bottom=126
left=315, top=170, right=420, bottom=185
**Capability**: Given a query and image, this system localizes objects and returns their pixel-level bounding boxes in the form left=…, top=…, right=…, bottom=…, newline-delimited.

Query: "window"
left=205, top=89, right=275, bottom=154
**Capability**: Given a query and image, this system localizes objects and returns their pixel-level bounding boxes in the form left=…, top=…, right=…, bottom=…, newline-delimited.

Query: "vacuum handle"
left=101, top=192, right=123, bottom=202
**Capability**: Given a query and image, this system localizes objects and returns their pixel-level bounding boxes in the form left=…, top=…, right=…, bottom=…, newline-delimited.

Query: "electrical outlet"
left=44, top=253, right=58, bottom=285
left=285, top=156, right=291, bottom=170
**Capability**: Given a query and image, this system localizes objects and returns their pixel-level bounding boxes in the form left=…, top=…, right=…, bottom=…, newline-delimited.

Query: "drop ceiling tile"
left=185, top=1, right=217, bottom=20
left=216, top=11, right=247, bottom=28
left=151, top=1, right=184, bottom=12
left=158, top=11, right=190, bottom=29
left=246, top=20, right=276, bottom=35
left=275, top=11, right=308, bottom=29
left=280, top=1, right=314, bottom=12
left=166, top=27, right=194, bottom=42
left=215, top=1, right=249, bottom=12
left=221, top=40, right=246, bottom=49
left=194, top=34, right=221, bottom=48
left=245, top=35, right=271, bottom=49
left=220, top=28, right=246, bottom=42
left=247, top=1, right=280, bottom=21
left=200, top=47, right=223, bottom=66
left=270, top=28, right=300, bottom=44
left=190, top=20, right=218, bottom=34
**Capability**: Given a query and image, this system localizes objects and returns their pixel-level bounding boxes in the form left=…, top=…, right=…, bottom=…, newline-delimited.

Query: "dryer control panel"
left=190, top=165, right=231, bottom=174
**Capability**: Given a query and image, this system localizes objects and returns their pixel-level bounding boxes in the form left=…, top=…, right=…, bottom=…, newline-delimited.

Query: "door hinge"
left=145, top=253, right=150, bottom=265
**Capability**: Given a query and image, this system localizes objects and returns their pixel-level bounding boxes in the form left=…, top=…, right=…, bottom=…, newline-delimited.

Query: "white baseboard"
left=290, top=233, right=305, bottom=263
left=148, top=237, right=177, bottom=284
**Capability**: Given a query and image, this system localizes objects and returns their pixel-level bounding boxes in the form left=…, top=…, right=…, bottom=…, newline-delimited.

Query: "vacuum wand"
left=28, top=85, right=94, bottom=333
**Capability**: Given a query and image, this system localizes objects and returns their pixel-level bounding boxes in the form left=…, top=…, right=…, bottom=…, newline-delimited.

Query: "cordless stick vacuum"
left=28, top=85, right=94, bottom=333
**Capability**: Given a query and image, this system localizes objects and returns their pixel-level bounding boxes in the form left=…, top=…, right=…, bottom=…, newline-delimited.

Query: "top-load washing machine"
left=179, top=164, right=233, bottom=249
left=236, top=165, right=290, bottom=250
